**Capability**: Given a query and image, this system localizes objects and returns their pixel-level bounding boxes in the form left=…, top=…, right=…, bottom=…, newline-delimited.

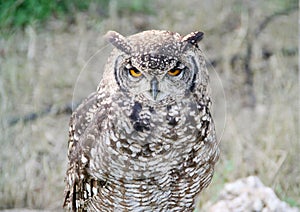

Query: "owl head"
left=103, top=30, right=208, bottom=105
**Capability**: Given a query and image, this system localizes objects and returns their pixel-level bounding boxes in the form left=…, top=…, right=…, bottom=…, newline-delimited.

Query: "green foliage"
left=276, top=186, right=300, bottom=207
left=0, top=0, right=152, bottom=36
left=232, top=0, right=298, bottom=14
left=274, top=0, right=298, bottom=9
left=117, top=0, right=152, bottom=14
left=284, top=197, right=299, bottom=208
left=0, top=0, right=110, bottom=34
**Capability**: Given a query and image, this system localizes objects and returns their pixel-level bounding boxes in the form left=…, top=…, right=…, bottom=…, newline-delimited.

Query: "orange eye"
left=168, top=69, right=182, bottom=76
left=129, top=68, right=142, bottom=77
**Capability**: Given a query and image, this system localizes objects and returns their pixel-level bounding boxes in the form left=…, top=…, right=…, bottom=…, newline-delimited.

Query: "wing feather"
left=63, top=91, right=104, bottom=211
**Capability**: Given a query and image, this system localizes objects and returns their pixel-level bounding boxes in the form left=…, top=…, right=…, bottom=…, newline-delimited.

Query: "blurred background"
left=0, top=0, right=298, bottom=210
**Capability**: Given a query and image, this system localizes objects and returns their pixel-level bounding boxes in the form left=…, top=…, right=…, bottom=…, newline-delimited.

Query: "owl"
left=63, top=30, right=219, bottom=211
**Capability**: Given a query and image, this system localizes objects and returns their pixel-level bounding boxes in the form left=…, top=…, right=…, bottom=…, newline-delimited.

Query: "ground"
left=0, top=0, right=298, bottom=210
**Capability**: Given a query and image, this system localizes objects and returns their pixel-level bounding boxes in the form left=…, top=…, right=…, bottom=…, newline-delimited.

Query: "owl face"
left=105, top=30, right=205, bottom=104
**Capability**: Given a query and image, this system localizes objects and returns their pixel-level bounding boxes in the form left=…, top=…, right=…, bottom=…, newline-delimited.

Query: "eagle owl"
left=63, top=30, right=219, bottom=211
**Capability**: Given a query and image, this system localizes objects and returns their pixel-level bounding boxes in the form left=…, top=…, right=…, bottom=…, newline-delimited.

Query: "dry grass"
left=0, top=0, right=298, bottom=210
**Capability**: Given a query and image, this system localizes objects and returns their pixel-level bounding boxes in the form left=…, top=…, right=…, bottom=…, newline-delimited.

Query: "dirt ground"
left=0, top=0, right=298, bottom=210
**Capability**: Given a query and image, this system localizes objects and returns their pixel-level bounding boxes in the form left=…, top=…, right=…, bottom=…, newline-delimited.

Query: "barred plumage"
left=64, top=30, right=219, bottom=211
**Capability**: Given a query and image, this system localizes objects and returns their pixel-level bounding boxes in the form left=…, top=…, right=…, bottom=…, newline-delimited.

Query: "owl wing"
left=63, top=91, right=105, bottom=211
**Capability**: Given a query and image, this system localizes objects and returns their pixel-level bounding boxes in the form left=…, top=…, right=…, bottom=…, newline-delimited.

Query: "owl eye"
left=129, top=67, right=142, bottom=77
left=168, top=68, right=182, bottom=76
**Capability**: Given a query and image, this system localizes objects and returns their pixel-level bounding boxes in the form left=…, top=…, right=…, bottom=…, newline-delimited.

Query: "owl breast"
left=84, top=89, right=216, bottom=211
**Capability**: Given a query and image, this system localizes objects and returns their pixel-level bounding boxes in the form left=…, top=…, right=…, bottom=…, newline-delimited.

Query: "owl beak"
left=150, top=77, right=160, bottom=100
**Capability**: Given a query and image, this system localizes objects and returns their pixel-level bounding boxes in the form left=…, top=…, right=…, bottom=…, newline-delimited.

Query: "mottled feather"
left=64, top=30, right=219, bottom=211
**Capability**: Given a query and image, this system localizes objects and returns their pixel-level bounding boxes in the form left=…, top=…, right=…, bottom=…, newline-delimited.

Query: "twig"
left=243, top=4, right=297, bottom=107
left=254, top=6, right=298, bottom=38
left=7, top=101, right=80, bottom=126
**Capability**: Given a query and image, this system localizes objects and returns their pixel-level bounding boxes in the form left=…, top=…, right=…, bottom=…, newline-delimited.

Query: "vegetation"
left=0, top=0, right=151, bottom=36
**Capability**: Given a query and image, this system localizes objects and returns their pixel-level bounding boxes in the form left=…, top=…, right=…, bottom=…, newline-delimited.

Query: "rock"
left=203, top=176, right=299, bottom=212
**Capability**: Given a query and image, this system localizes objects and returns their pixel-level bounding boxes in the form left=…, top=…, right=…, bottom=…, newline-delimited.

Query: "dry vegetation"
left=0, top=0, right=298, bottom=210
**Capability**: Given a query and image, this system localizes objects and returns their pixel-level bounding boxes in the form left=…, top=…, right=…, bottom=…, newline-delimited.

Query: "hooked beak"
left=150, top=77, right=160, bottom=100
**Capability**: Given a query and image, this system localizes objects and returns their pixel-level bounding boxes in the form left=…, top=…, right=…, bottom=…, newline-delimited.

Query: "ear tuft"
left=181, top=31, right=204, bottom=51
left=105, top=31, right=132, bottom=54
